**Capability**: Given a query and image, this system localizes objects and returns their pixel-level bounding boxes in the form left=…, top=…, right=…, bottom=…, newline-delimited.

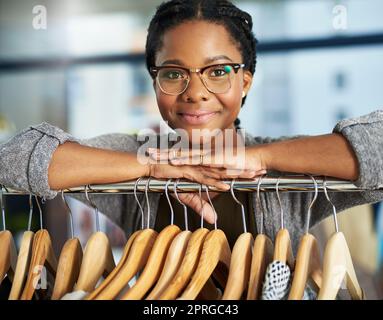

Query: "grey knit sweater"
left=1, top=110, right=383, bottom=253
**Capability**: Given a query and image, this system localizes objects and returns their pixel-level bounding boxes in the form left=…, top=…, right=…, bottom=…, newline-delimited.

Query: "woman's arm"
left=48, top=141, right=149, bottom=190
left=258, top=133, right=359, bottom=181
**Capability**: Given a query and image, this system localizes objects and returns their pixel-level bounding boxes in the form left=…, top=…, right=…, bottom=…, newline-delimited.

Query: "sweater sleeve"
left=0, top=122, right=143, bottom=230
left=0, top=122, right=78, bottom=199
left=297, top=109, right=383, bottom=233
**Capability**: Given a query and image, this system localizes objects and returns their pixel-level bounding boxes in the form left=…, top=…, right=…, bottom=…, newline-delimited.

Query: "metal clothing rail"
left=0, top=175, right=375, bottom=196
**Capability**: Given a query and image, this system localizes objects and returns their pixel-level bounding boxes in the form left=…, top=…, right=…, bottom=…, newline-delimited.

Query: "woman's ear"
left=242, top=70, right=253, bottom=97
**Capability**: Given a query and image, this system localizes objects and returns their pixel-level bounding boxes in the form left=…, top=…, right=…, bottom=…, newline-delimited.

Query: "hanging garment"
left=261, top=261, right=317, bottom=300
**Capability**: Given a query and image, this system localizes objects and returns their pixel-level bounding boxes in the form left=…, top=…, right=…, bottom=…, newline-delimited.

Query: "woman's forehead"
left=155, top=20, right=242, bottom=66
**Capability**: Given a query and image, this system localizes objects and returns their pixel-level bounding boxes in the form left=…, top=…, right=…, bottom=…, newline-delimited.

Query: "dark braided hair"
left=146, top=0, right=258, bottom=130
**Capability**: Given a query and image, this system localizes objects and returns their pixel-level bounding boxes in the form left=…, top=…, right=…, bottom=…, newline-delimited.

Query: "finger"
left=171, top=152, right=242, bottom=169
left=183, top=168, right=230, bottom=191
left=202, top=167, right=267, bottom=179
left=171, top=193, right=216, bottom=224
left=148, top=148, right=209, bottom=161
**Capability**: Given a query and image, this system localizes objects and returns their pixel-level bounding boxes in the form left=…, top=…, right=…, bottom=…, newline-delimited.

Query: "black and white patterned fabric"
left=261, top=260, right=317, bottom=300
left=262, top=261, right=291, bottom=300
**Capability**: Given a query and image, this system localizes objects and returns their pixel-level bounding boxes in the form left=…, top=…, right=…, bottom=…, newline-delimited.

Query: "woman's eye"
left=163, top=70, right=183, bottom=80
left=209, top=68, right=227, bottom=77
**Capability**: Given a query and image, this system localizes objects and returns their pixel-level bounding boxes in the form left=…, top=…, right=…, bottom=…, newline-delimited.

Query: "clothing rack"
left=1, top=175, right=375, bottom=195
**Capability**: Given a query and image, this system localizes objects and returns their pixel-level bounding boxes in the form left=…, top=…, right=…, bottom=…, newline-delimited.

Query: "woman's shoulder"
left=81, top=132, right=142, bottom=152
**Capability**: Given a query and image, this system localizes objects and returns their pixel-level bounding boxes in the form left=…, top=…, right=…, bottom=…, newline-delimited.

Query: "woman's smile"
left=177, top=110, right=220, bottom=125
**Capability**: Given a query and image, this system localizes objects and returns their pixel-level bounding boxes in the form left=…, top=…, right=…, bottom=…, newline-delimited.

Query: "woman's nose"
left=181, top=73, right=210, bottom=102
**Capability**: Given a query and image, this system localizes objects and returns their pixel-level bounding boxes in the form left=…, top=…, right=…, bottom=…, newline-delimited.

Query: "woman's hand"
left=148, top=146, right=267, bottom=176
left=147, top=146, right=267, bottom=223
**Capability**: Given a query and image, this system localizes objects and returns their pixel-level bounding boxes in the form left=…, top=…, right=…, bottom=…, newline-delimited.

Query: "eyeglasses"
left=150, top=63, right=245, bottom=95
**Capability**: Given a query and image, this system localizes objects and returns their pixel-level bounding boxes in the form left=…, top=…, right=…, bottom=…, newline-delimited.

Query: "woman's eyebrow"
left=160, top=55, right=233, bottom=66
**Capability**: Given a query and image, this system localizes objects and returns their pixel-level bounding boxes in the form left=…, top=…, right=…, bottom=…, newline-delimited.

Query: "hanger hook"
left=257, top=175, right=266, bottom=234
left=84, top=185, right=100, bottom=232
left=27, top=194, right=34, bottom=231
left=144, top=177, right=152, bottom=229
left=174, top=179, right=188, bottom=231
left=322, top=177, right=339, bottom=233
left=164, top=179, right=175, bottom=225
left=0, top=185, right=6, bottom=231
left=276, top=177, right=284, bottom=230
left=61, top=190, right=74, bottom=239
left=34, top=195, right=43, bottom=230
left=204, top=185, right=217, bottom=230
left=199, top=184, right=204, bottom=229
left=305, top=175, right=318, bottom=234
left=134, top=177, right=145, bottom=230
left=230, top=179, right=247, bottom=233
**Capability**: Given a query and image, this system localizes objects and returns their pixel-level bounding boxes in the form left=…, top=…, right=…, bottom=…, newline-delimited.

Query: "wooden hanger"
left=91, top=229, right=157, bottom=299
left=88, top=177, right=158, bottom=300
left=289, top=233, right=322, bottom=299
left=222, top=181, right=253, bottom=300
left=120, top=224, right=181, bottom=300
left=247, top=233, right=273, bottom=300
left=179, top=228, right=231, bottom=300
left=222, top=232, right=252, bottom=299
left=247, top=176, right=274, bottom=300
left=85, top=229, right=141, bottom=299
left=20, top=229, right=58, bottom=300
left=317, top=179, right=363, bottom=300
left=9, top=195, right=35, bottom=300
left=317, top=232, right=363, bottom=300
left=51, top=192, right=83, bottom=300
left=74, top=231, right=114, bottom=292
left=147, top=179, right=199, bottom=300
left=158, top=184, right=219, bottom=300
left=146, top=231, right=191, bottom=299
left=87, top=177, right=150, bottom=299
left=289, top=178, right=322, bottom=300
left=0, top=187, right=17, bottom=286
left=120, top=176, right=193, bottom=301
left=273, top=178, right=294, bottom=268
left=159, top=227, right=210, bottom=299
left=0, top=230, right=17, bottom=285
left=8, top=231, right=33, bottom=299
left=20, top=196, right=58, bottom=300
left=74, top=186, right=115, bottom=293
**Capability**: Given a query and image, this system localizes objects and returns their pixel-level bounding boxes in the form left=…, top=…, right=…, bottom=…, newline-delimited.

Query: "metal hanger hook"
left=230, top=179, right=247, bottom=233
left=144, top=177, right=152, bottom=229
left=323, top=177, right=339, bottom=233
left=276, top=177, right=284, bottom=230
left=256, top=175, right=266, bottom=234
left=61, top=190, right=74, bottom=239
left=0, top=185, right=6, bottom=231
left=134, top=177, right=145, bottom=230
left=199, top=184, right=204, bottom=229
left=27, top=194, right=34, bottom=231
left=204, top=185, right=218, bottom=230
left=85, top=185, right=100, bottom=232
left=174, top=179, right=188, bottom=231
left=305, top=175, right=318, bottom=234
left=34, top=195, right=43, bottom=230
left=164, top=179, right=175, bottom=226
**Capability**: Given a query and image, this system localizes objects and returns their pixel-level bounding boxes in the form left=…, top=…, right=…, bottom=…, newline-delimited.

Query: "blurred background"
left=1, top=0, right=383, bottom=298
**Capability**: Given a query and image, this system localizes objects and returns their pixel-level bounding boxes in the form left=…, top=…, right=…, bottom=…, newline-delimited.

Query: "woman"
left=1, top=0, right=383, bottom=251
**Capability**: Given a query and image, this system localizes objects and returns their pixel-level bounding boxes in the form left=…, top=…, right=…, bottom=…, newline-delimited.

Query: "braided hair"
left=146, top=0, right=258, bottom=130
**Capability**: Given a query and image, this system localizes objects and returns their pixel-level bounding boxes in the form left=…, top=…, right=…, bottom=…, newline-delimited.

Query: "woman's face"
left=154, top=20, right=253, bottom=143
